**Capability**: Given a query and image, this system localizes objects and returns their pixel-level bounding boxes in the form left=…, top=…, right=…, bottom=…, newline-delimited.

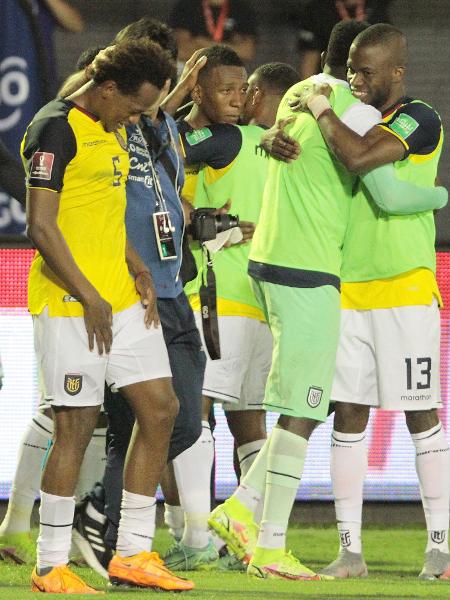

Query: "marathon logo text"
left=400, top=393, right=432, bottom=401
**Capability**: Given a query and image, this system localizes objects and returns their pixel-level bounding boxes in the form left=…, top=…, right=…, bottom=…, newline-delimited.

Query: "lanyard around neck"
left=335, top=0, right=366, bottom=21
left=202, top=0, right=229, bottom=42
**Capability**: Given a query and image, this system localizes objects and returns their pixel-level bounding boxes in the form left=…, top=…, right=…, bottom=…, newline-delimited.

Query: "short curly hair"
left=326, top=20, right=370, bottom=67
left=114, top=17, right=178, bottom=61
left=252, top=63, right=299, bottom=96
left=196, top=44, right=245, bottom=85
left=353, top=23, right=408, bottom=66
left=75, top=45, right=106, bottom=71
left=92, top=39, right=176, bottom=94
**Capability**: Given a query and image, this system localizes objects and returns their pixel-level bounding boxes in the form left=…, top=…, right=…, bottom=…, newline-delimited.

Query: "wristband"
left=307, top=95, right=332, bottom=120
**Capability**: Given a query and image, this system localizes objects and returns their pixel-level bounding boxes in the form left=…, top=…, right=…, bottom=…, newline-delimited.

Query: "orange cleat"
left=440, top=565, right=450, bottom=580
left=108, top=551, right=195, bottom=591
left=31, top=564, right=104, bottom=594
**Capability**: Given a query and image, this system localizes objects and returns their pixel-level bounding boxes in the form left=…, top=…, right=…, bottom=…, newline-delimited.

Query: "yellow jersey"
left=21, top=98, right=139, bottom=317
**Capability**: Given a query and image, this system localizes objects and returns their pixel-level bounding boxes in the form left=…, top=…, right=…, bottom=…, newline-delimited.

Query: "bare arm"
left=125, top=238, right=159, bottom=328
left=43, top=0, right=84, bottom=32
left=316, top=112, right=406, bottom=173
left=27, top=188, right=112, bottom=353
left=161, top=52, right=207, bottom=117
left=289, top=85, right=404, bottom=172
left=58, top=70, right=88, bottom=97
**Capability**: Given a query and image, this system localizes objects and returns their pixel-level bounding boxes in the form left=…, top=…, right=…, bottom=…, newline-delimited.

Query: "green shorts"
left=251, top=279, right=340, bottom=421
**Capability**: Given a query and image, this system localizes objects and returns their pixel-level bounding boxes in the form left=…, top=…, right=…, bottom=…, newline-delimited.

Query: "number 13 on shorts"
left=405, top=357, right=432, bottom=390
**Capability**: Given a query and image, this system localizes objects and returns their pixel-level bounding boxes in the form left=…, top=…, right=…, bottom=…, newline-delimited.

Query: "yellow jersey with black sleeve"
left=341, top=97, right=443, bottom=310
left=21, top=98, right=139, bottom=317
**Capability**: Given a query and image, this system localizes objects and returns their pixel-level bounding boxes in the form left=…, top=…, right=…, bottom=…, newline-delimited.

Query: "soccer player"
left=51, top=22, right=212, bottom=578
left=296, top=23, right=450, bottom=580
left=207, top=20, right=386, bottom=580
left=160, top=44, right=251, bottom=570
left=22, top=40, right=193, bottom=593
left=165, top=58, right=299, bottom=572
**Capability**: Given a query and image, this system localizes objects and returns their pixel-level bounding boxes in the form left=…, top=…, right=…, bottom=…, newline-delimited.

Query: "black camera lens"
left=190, top=208, right=239, bottom=242
left=215, top=214, right=239, bottom=233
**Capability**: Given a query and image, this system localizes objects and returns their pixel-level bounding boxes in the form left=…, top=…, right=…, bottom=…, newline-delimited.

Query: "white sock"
left=116, top=490, right=156, bottom=557
left=237, top=439, right=266, bottom=478
left=331, top=430, right=367, bottom=554
left=232, top=435, right=271, bottom=514
left=257, top=428, right=307, bottom=551
left=75, top=427, right=107, bottom=501
left=37, top=491, right=75, bottom=570
left=411, top=422, right=450, bottom=553
left=0, top=412, right=52, bottom=536
left=173, top=420, right=214, bottom=549
left=164, top=503, right=185, bottom=542
left=237, top=439, right=266, bottom=523
left=234, top=483, right=262, bottom=516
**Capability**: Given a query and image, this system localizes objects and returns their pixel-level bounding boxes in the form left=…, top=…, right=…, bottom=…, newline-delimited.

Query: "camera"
left=190, top=207, right=239, bottom=243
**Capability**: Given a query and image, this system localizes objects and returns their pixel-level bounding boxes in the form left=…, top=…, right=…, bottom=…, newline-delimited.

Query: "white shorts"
left=34, top=302, right=171, bottom=407
left=332, top=300, right=442, bottom=411
left=194, top=314, right=272, bottom=411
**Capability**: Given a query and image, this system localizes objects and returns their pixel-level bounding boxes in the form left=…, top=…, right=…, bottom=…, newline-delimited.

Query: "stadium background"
left=0, top=0, right=449, bottom=507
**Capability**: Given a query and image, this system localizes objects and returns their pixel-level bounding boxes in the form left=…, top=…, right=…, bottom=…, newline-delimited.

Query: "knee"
left=152, top=389, right=180, bottom=430
left=405, top=409, right=439, bottom=434
left=226, top=410, right=266, bottom=445
left=333, top=402, right=369, bottom=433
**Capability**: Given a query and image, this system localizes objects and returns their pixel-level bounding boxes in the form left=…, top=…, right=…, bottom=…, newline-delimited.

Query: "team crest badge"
left=307, top=386, right=323, bottom=408
left=431, top=530, right=446, bottom=544
left=339, top=530, right=351, bottom=548
left=64, top=374, right=83, bottom=396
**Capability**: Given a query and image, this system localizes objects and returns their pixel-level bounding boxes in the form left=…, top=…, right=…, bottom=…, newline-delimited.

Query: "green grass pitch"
left=1, top=525, right=450, bottom=599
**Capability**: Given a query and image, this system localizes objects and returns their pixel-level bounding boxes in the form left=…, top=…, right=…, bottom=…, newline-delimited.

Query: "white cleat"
left=419, top=549, right=450, bottom=580
left=320, top=548, right=368, bottom=578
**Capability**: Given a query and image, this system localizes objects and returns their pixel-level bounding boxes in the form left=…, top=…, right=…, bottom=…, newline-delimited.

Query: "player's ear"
left=392, top=65, right=405, bottom=83
left=98, top=80, right=118, bottom=98
left=252, top=86, right=262, bottom=106
left=320, top=51, right=327, bottom=71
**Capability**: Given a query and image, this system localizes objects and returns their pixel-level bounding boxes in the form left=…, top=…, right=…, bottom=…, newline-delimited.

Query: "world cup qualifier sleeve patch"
left=185, top=127, right=212, bottom=146
left=307, top=386, right=323, bottom=408
left=389, top=113, right=419, bottom=140
left=64, top=373, right=83, bottom=396
left=30, top=152, right=54, bottom=180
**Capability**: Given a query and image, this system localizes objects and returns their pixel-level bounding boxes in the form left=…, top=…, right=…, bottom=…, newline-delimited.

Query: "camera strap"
left=199, top=246, right=221, bottom=360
